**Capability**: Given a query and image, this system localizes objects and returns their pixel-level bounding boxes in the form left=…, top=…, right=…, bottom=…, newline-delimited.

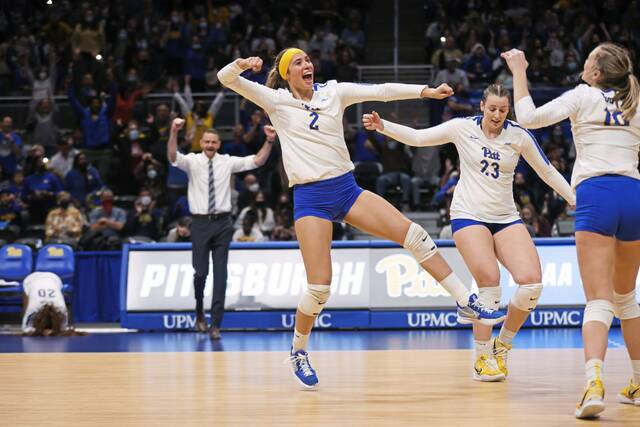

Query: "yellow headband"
left=278, top=48, right=305, bottom=80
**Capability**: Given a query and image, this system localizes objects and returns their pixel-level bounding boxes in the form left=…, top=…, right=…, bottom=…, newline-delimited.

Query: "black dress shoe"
left=209, top=327, right=221, bottom=340
left=195, top=314, right=208, bottom=332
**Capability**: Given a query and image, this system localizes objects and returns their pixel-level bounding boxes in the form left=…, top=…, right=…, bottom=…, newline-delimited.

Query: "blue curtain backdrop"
left=73, top=251, right=122, bottom=322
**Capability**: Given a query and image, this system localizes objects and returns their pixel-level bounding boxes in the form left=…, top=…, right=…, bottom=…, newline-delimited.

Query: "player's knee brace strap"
left=403, top=222, right=438, bottom=263
left=613, top=290, right=640, bottom=320
left=297, top=284, right=330, bottom=317
left=478, top=286, right=501, bottom=311
left=510, top=283, right=543, bottom=312
left=583, top=299, right=614, bottom=328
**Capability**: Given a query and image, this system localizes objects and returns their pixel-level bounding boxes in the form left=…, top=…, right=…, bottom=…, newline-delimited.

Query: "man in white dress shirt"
left=167, top=118, right=274, bottom=339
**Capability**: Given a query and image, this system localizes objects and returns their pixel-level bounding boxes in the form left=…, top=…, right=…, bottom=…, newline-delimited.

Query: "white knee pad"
left=297, top=284, right=331, bottom=317
left=613, top=290, right=640, bottom=320
left=583, top=299, right=615, bottom=329
left=403, top=222, right=438, bottom=263
left=510, top=283, right=543, bottom=312
left=478, top=286, right=501, bottom=311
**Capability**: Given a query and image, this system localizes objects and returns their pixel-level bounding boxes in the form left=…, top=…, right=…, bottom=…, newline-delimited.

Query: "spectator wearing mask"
left=134, top=153, right=165, bottom=203
left=23, top=157, right=62, bottom=224
left=236, top=173, right=260, bottom=213
left=126, top=192, right=162, bottom=241
left=232, top=212, right=265, bottom=242
left=0, top=116, right=23, bottom=176
left=27, top=51, right=57, bottom=103
left=44, top=191, right=85, bottom=246
left=235, top=190, right=275, bottom=236
left=165, top=216, right=192, bottom=242
left=64, top=152, right=103, bottom=206
left=49, top=136, right=80, bottom=179
left=88, top=189, right=126, bottom=238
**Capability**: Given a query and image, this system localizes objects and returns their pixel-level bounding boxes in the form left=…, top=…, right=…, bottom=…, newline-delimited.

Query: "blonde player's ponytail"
left=620, top=73, right=640, bottom=121
left=266, top=49, right=290, bottom=90
left=594, top=43, right=639, bottom=121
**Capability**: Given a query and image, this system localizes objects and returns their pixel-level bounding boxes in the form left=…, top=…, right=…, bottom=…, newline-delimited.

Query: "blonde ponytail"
left=594, top=43, right=639, bottom=121
left=619, top=74, right=639, bottom=120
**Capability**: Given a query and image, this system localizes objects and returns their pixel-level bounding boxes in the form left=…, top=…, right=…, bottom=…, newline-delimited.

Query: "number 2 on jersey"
left=308, top=112, right=319, bottom=130
left=480, top=159, right=500, bottom=179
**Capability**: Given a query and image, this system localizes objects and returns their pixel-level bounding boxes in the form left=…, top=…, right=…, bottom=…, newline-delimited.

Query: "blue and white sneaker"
left=288, top=349, right=319, bottom=389
left=457, top=293, right=506, bottom=325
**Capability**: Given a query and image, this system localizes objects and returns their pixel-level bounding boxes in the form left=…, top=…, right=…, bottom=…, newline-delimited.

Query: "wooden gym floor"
left=0, top=329, right=639, bottom=426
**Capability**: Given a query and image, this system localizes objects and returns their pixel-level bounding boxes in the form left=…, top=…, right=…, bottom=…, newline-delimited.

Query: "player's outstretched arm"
left=338, top=81, right=453, bottom=108
left=362, top=110, right=456, bottom=147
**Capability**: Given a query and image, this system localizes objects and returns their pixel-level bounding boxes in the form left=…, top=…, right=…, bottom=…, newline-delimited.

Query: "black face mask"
left=59, top=200, right=70, bottom=209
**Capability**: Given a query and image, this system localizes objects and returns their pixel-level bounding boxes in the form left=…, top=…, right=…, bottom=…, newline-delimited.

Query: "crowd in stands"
left=0, top=1, right=638, bottom=249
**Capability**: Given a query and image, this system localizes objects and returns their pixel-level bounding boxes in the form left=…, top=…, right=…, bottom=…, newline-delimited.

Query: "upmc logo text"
left=529, top=310, right=582, bottom=326
left=406, top=312, right=459, bottom=328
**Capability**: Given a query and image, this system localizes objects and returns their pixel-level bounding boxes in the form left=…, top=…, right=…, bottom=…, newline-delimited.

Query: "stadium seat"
left=36, top=244, right=75, bottom=294
left=0, top=243, right=33, bottom=294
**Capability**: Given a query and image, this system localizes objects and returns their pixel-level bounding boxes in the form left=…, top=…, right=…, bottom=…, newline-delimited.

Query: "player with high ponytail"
left=502, top=43, right=640, bottom=419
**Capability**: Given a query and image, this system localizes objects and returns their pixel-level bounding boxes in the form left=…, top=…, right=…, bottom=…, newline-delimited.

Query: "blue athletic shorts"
left=293, top=172, right=364, bottom=222
left=575, top=174, right=640, bottom=241
left=451, top=218, right=523, bottom=235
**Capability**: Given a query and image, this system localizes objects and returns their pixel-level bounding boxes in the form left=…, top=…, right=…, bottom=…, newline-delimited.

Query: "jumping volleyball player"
left=363, top=83, right=575, bottom=382
left=502, top=44, right=640, bottom=419
left=218, top=48, right=505, bottom=388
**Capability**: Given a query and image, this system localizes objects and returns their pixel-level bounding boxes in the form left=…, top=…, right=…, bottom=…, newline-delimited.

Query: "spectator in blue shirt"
left=184, top=36, right=207, bottom=92
left=67, top=85, right=115, bottom=182
left=432, top=171, right=460, bottom=207
left=462, top=43, right=492, bottom=83
left=170, top=195, right=190, bottom=222
left=64, top=152, right=104, bottom=206
left=0, top=116, right=23, bottom=176
left=353, top=130, right=382, bottom=163
left=0, top=188, right=22, bottom=230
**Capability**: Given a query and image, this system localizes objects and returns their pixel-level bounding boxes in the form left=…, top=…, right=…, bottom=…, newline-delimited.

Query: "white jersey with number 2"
left=218, top=61, right=427, bottom=186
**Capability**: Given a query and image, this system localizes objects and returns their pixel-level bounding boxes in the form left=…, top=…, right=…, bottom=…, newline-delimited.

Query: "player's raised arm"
left=339, top=81, right=453, bottom=109
left=363, top=110, right=456, bottom=147
left=502, top=49, right=580, bottom=129
left=217, top=57, right=279, bottom=113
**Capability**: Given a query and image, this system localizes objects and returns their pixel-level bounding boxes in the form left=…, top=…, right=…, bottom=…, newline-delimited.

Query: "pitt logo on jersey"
left=482, top=147, right=501, bottom=160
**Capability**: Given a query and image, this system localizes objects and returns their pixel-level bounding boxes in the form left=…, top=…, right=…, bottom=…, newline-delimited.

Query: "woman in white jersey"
left=502, top=43, right=640, bottom=419
left=363, top=83, right=575, bottom=382
left=218, top=48, right=505, bottom=389
left=22, top=271, right=72, bottom=336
